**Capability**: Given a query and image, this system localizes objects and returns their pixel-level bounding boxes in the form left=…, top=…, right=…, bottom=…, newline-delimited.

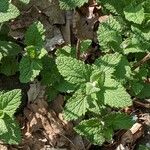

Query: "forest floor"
left=0, top=0, right=150, bottom=150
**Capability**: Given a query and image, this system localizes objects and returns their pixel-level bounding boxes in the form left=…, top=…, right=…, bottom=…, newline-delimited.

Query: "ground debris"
left=21, top=97, right=74, bottom=149
left=5, top=90, right=88, bottom=150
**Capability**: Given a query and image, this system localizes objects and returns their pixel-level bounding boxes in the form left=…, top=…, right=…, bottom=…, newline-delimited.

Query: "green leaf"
left=41, top=56, right=61, bottom=86
left=63, top=89, right=89, bottom=120
left=103, top=78, right=132, bottom=108
left=0, top=24, right=10, bottom=40
left=113, top=56, right=131, bottom=83
left=26, top=46, right=37, bottom=59
left=25, top=21, right=45, bottom=49
left=19, top=56, right=42, bottom=83
left=75, top=118, right=105, bottom=145
left=103, top=128, right=113, bottom=142
left=94, top=53, right=122, bottom=75
left=56, top=55, right=91, bottom=86
left=90, top=70, right=105, bottom=87
left=0, top=1, right=20, bottom=23
left=128, top=26, right=150, bottom=53
left=124, top=3, right=145, bottom=24
left=131, top=82, right=144, bottom=95
left=99, top=0, right=131, bottom=15
left=134, top=66, right=149, bottom=80
left=26, top=46, right=47, bottom=59
left=56, top=45, right=76, bottom=58
left=137, top=83, right=150, bottom=99
left=0, top=57, right=19, bottom=76
left=19, top=0, right=30, bottom=4
left=88, top=99, right=105, bottom=115
left=138, top=145, right=150, bottom=150
left=46, top=87, right=58, bottom=102
left=59, top=0, right=88, bottom=10
left=0, top=41, right=21, bottom=60
left=122, top=26, right=150, bottom=54
left=0, top=115, right=21, bottom=144
left=122, top=37, right=148, bottom=54
left=80, top=40, right=92, bottom=53
left=98, top=16, right=122, bottom=52
left=86, top=82, right=100, bottom=95
left=55, top=78, right=77, bottom=93
left=0, top=89, right=21, bottom=117
left=104, top=113, right=133, bottom=130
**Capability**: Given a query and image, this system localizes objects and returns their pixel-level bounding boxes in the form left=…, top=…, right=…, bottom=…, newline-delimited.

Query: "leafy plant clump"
left=0, top=89, right=22, bottom=144
left=0, top=0, right=149, bottom=147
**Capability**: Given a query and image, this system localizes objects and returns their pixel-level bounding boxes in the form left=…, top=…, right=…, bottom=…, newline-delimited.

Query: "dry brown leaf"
left=116, top=123, right=144, bottom=150
left=99, top=15, right=109, bottom=23
left=21, top=97, right=75, bottom=149
left=27, top=80, right=46, bottom=102
left=50, top=95, right=64, bottom=114
left=73, top=3, right=101, bottom=41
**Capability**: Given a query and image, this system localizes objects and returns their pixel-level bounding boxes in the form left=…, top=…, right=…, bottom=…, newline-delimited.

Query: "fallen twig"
left=134, top=100, right=150, bottom=109
left=76, top=39, right=81, bottom=59
left=132, top=53, right=150, bottom=70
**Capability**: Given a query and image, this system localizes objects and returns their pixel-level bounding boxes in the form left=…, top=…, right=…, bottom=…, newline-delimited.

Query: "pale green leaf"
left=131, top=26, right=150, bottom=41
left=0, top=1, right=20, bottom=23
left=56, top=45, right=76, bottom=58
left=97, top=16, right=122, bottom=52
left=123, top=39, right=148, bottom=54
left=99, top=0, right=131, bottom=15
left=94, top=53, right=122, bottom=75
left=88, top=99, right=105, bottom=115
left=90, top=70, right=105, bottom=87
left=63, top=89, right=89, bottom=120
left=59, top=0, right=88, bottom=10
left=124, top=3, right=145, bottom=24
left=75, top=118, right=105, bottom=145
left=55, top=78, right=77, bottom=93
left=0, top=115, right=21, bottom=144
left=123, top=25, right=150, bottom=54
left=80, top=40, right=92, bottom=53
left=56, top=55, right=91, bottom=86
left=19, top=0, right=30, bottom=4
left=0, top=89, right=21, bottom=117
left=86, top=82, right=100, bottom=95
left=104, top=78, right=132, bottom=108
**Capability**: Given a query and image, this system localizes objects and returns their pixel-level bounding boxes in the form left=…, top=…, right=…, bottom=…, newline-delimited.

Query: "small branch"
left=133, top=100, right=150, bottom=109
left=132, top=53, right=150, bottom=70
left=76, top=39, right=81, bottom=59
left=86, top=143, right=92, bottom=150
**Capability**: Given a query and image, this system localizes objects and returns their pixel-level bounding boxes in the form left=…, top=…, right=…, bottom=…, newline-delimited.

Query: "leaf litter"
left=0, top=0, right=150, bottom=149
